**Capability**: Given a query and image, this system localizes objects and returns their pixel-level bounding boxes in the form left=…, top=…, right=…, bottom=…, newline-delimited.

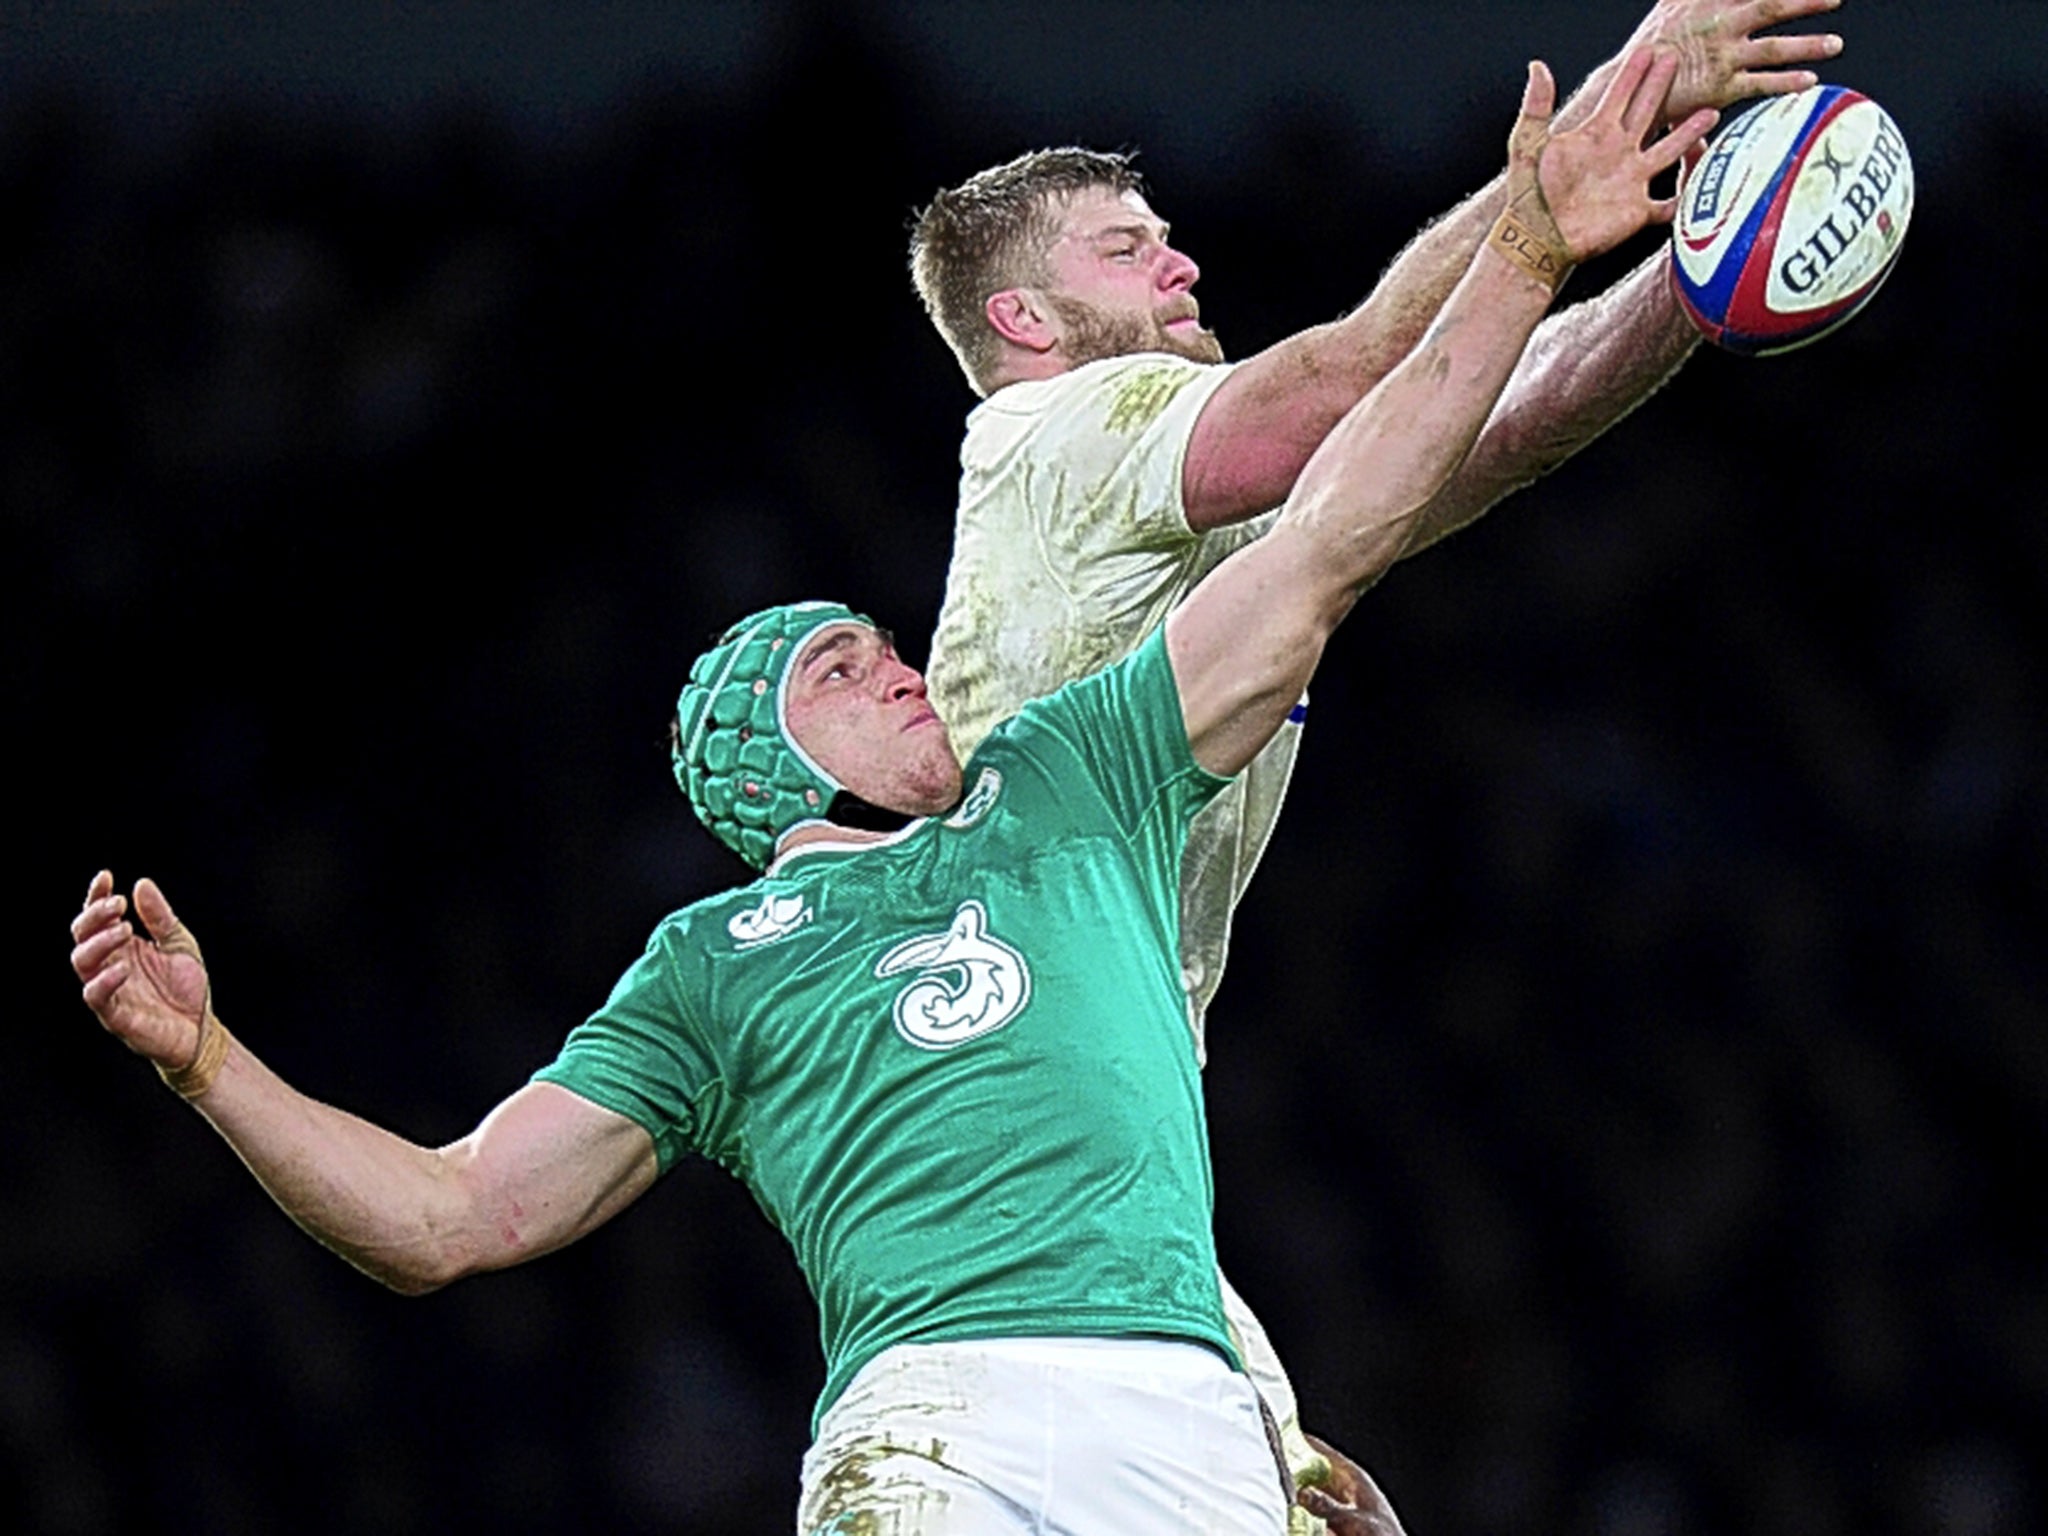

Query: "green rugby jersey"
left=535, top=627, right=1236, bottom=1424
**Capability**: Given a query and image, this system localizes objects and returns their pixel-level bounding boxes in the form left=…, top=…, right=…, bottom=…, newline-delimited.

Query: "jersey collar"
left=765, top=818, right=931, bottom=876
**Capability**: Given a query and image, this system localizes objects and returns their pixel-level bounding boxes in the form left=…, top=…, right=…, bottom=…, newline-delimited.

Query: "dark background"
left=8, top=3, right=2043, bottom=1532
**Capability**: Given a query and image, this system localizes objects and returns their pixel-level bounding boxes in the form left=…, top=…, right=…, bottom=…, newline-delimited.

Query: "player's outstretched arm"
left=1178, top=0, right=1838, bottom=534
left=1171, top=49, right=1714, bottom=776
left=69, top=870, right=657, bottom=1293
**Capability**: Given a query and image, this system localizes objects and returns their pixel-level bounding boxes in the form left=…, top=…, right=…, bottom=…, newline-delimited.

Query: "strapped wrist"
left=158, top=1002, right=232, bottom=1098
left=1488, top=205, right=1573, bottom=292
left=1498, top=116, right=1574, bottom=293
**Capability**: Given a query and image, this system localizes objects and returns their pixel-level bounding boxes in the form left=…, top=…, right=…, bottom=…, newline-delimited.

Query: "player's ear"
left=985, top=287, right=1057, bottom=354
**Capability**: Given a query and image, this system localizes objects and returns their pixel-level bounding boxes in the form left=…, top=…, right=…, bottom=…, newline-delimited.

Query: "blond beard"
left=1047, top=293, right=1224, bottom=368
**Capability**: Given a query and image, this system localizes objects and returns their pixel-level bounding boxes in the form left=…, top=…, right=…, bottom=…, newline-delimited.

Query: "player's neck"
left=985, top=348, right=1076, bottom=394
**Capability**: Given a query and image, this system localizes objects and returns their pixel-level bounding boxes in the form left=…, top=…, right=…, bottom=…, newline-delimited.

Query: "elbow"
left=337, top=1203, right=490, bottom=1296
left=353, top=1241, right=471, bottom=1297
left=380, top=1266, right=452, bottom=1299
left=395, top=1212, right=523, bottom=1293
left=363, top=1142, right=519, bottom=1294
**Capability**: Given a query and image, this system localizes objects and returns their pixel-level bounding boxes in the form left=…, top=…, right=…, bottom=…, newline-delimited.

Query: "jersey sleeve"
left=530, top=921, right=718, bottom=1173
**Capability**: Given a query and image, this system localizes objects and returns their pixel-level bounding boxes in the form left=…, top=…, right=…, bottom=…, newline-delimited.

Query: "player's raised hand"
left=1522, top=47, right=1718, bottom=264
left=1630, top=0, right=1844, bottom=120
left=70, top=870, right=212, bottom=1071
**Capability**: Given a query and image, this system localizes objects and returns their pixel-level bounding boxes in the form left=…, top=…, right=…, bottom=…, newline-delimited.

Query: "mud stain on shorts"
left=802, top=1435, right=956, bottom=1535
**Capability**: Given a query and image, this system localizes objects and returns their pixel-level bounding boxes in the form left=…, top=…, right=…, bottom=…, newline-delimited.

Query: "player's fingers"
left=1742, top=30, right=1842, bottom=67
left=1623, top=47, right=1682, bottom=139
left=82, top=959, right=130, bottom=1013
left=1734, top=66, right=1825, bottom=100
left=71, top=893, right=128, bottom=944
left=86, top=868, right=113, bottom=905
left=1602, top=44, right=1659, bottom=122
left=1644, top=108, right=1721, bottom=176
left=1740, top=0, right=1842, bottom=31
left=1519, top=59, right=1555, bottom=126
left=71, top=920, right=134, bottom=981
left=1643, top=193, right=1680, bottom=226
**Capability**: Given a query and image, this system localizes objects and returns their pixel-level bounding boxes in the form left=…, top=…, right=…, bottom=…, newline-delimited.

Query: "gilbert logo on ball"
left=1671, top=84, right=1914, bottom=356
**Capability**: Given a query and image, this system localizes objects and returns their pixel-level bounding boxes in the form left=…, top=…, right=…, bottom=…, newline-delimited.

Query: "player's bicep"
left=1182, top=326, right=1359, bottom=532
left=443, top=1081, right=660, bottom=1275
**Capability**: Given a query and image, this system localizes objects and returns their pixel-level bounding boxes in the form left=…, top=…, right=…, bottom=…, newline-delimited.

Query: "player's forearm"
left=1301, top=40, right=1647, bottom=406
left=1341, top=181, right=1508, bottom=385
left=188, top=1036, right=479, bottom=1294
left=1408, top=249, right=1698, bottom=552
left=1181, top=178, right=1504, bottom=530
left=1285, top=244, right=1557, bottom=594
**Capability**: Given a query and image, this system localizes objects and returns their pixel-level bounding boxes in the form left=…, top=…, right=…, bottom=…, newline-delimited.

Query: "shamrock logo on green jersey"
left=874, top=900, right=1032, bottom=1051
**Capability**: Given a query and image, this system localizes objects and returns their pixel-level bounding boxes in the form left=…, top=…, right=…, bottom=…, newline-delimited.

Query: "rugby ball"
left=1671, top=84, right=1913, bottom=356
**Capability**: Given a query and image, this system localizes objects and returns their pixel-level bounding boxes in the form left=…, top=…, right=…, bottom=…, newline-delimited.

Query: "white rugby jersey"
left=926, top=351, right=1305, bottom=1063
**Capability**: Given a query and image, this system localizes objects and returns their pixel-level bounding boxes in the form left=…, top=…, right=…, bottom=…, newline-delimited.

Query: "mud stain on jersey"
left=1102, top=363, right=1186, bottom=437
left=802, top=1435, right=956, bottom=1534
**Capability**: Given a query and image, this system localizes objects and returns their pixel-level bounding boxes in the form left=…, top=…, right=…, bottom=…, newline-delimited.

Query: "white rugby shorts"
left=798, top=1336, right=1289, bottom=1534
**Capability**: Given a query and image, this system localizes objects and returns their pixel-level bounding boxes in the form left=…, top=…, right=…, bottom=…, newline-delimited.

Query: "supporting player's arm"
left=68, top=870, right=657, bottom=1294
left=1297, top=1432, right=1409, bottom=1536
left=1171, top=49, right=1714, bottom=774
left=1178, top=0, right=1839, bottom=532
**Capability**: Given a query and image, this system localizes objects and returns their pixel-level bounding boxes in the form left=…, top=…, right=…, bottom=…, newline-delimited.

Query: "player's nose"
left=1159, top=244, right=1199, bottom=293
left=883, top=661, right=927, bottom=700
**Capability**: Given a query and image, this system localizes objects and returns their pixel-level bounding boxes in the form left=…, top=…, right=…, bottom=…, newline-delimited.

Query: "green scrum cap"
left=674, top=600, right=875, bottom=870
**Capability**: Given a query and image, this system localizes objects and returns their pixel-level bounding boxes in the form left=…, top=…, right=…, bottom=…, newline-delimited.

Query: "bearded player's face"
left=1038, top=187, right=1224, bottom=368
left=783, top=624, right=963, bottom=819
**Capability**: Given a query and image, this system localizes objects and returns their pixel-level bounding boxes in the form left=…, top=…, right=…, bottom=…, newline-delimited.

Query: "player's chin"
left=902, top=739, right=964, bottom=814
left=928, top=761, right=966, bottom=815
left=1163, top=322, right=1225, bottom=365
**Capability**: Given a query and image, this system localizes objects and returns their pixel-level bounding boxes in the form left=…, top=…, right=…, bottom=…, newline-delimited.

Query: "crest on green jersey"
left=727, top=890, right=815, bottom=951
left=874, top=900, right=1032, bottom=1050
left=943, top=767, right=1004, bottom=829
